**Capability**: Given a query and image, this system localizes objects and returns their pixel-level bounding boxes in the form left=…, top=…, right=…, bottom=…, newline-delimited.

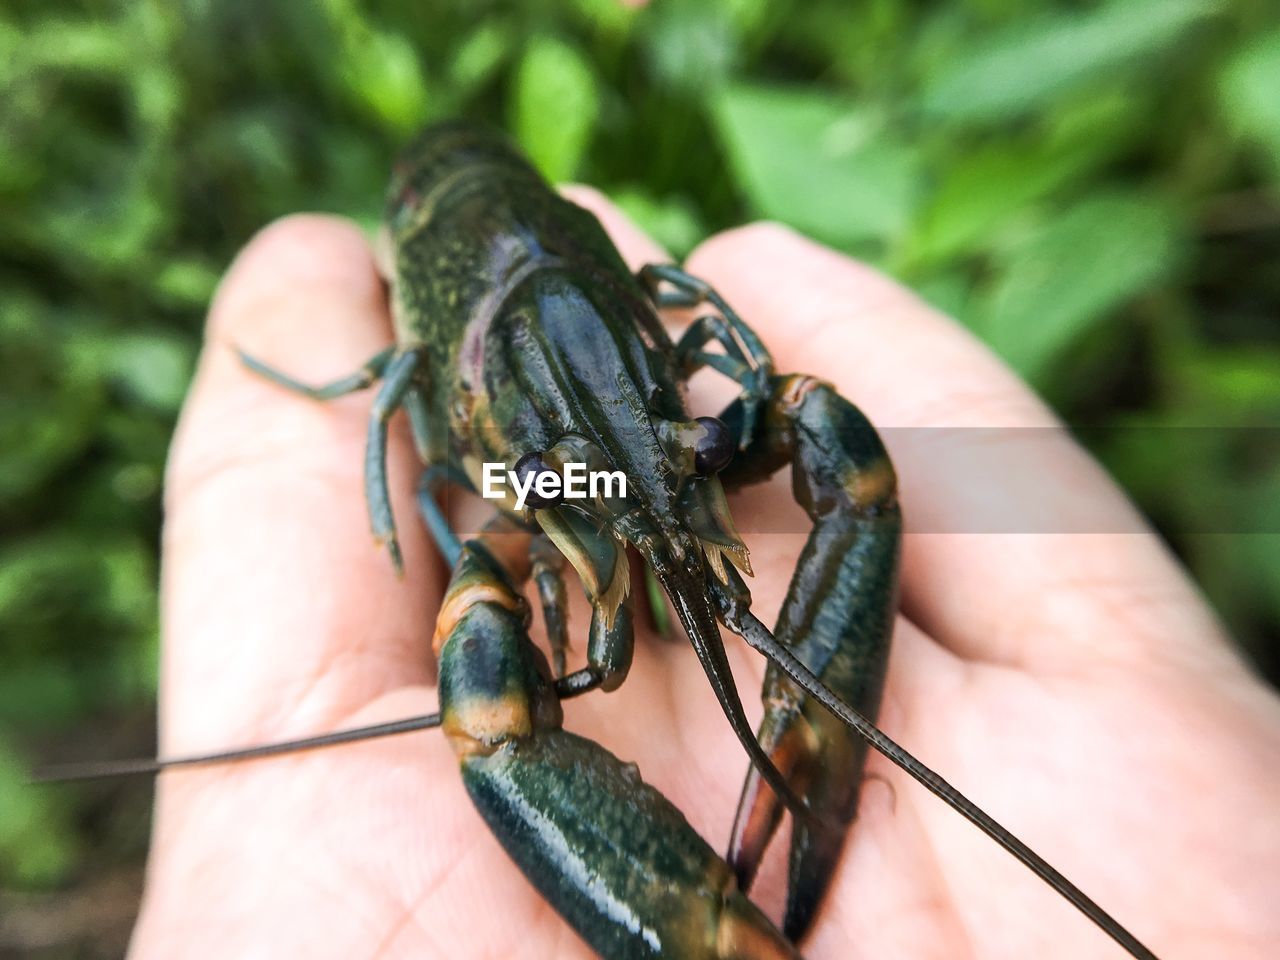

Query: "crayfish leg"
left=719, top=374, right=901, bottom=941
left=415, top=464, right=463, bottom=568
left=437, top=527, right=798, bottom=959
left=639, top=263, right=774, bottom=451
left=529, top=533, right=572, bottom=676
left=235, top=344, right=394, bottom=400
left=236, top=342, right=432, bottom=574
left=364, top=349, right=424, bottom=573
left=554, top=595, right=636, bottom=698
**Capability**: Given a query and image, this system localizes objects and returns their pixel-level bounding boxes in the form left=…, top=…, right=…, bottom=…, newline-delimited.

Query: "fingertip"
left=686, top=220, right=927, bottom=340
left=171, top=214, right=392, bottom=497
left=205, top=213, right=386, bottom=350
left=200, top=216, right=384, bottom=371
left=688, top=219, right=801, bottom=258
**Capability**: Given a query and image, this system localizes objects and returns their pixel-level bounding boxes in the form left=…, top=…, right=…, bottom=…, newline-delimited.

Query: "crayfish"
left=48, top=122, right=1159, bottom=960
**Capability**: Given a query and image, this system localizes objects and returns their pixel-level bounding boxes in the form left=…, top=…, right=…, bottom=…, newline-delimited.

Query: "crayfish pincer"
left=436, top=521, right=799, bottom=958
left=57, top=121, right=1160, bottom=959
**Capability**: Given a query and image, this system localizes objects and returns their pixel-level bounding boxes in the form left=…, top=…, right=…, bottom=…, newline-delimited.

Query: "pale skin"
left=132, top=190, right=1280, bottom=959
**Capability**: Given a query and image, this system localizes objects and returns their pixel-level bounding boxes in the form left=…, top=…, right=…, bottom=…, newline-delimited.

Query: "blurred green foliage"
left=2, top=0, right=1279, bottom=923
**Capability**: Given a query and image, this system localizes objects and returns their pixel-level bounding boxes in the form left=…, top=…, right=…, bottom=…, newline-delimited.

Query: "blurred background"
left=2, top=0, right=1278, bottom=954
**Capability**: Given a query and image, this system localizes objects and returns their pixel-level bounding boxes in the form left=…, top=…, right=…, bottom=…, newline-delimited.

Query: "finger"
left=684, top=223, right=1230, bottom=671
left=161, top=214, right=441, bottom=756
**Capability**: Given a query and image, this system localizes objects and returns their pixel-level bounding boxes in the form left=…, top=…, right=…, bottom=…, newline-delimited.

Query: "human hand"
left=130, top=194, right=1280, bottom=958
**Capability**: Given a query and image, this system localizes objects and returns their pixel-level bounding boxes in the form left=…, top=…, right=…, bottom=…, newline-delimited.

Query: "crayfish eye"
left=513, top=451, right=565, bottom=509
left=692, top=417, right=734, bottom=475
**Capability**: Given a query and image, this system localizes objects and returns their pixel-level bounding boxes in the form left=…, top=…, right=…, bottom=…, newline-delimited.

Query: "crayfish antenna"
left=32, top=712, right=441, bottom=784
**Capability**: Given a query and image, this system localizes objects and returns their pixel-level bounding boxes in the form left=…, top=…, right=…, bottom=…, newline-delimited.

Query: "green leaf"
left=644, top=0, right=740, bottom=92
left=912, top=270, right=973, bottom=320
left=909, top=142, right=1089, bottom=264
left=712, top=84, right=921, bottom=246
left=342, top=29, right=431, bottom=134
left=977, top=194, right=1184, bottom=381
left=512, top=37, right=600, bottom=182
left=152, top=257, right=220, bottom=307
left=323, top=0, right=430, bottom=134
left=906, top=92, right=1148, bottom=267
left=103, top=334, right=195, bottom=413
left=570, top=0, right=641, bottom=36
left=921, top=0, right=1217, bottom=124
left=1174, top=347, right=1280, bottom=415
left=0, top=740, right=74, bottom=885
left=0, top=300, right=102, bottom=504
left=1219, top=29, right=1280, bottom=176
left=19, top=19, right=132, bottom=74
left=449, top=22, right=510, bottom=93
left=1241, top=530, right=1280, bottom=623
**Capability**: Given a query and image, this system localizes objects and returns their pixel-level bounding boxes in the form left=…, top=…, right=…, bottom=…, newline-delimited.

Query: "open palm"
left=130, top=194, right=1280, bottom=959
